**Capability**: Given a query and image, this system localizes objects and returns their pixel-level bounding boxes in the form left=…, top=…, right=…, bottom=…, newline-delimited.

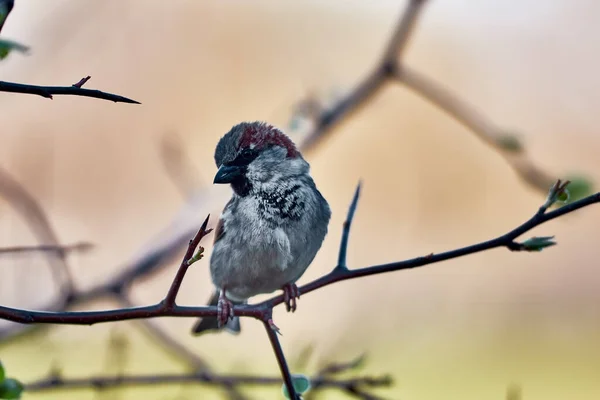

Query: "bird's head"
left=213, top=121, right=308, bottom=196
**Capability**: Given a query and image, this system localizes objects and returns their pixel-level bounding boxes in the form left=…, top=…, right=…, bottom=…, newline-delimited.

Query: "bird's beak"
left=213, top=165, right=243, bottom=184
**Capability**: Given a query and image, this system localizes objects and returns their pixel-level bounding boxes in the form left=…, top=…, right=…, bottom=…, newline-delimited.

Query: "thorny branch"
left=0, top=77, right=140, bottom=104
left=2, top=182, right=596, bottom=328
left=0, top=181, right=599, bottom=398
left=1, top=2, right=137, bottom=103
left=0, top=0, right=597, bottom=399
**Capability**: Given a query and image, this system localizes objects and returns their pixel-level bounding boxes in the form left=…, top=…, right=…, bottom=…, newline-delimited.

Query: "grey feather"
left=191, top=122, right=331, bottom=335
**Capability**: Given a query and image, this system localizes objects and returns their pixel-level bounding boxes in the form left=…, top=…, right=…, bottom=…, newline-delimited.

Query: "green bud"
left=0, top=378, right=23, bottom=399
left=282, top=374, right=311, bottom=399
left=562, top=176, right=593, bottom=204
left=520, top=236, right=556, bottom=252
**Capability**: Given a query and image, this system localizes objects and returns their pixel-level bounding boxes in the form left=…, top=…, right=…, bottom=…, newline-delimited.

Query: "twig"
left=72, top=76, right=91, bottom=88
left=163, top=215, right=212, bottom=307
left=258, top=188, right=600, bottom=311
left=0, top=79, right=140, bottom=103
left=0, top=186, right=597, bottom=324
left=394, top=66, right=556, bottom=192
left=0, top=166, right=75, bottom=295
left=296, top=0, right=573, bottom=197
left=299, top=0, right=429, bottom=151
left=23, top=371, right=391, bottom=395
left=0, top=183, right=597, bottom=400
left=0, top=242, right=93, bottom=256
left=336, top=182, right=361, bottom=271
left=262, top=317, right=299, bottom=399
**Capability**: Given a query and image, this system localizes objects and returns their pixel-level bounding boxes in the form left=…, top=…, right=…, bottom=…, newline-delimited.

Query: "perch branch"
left=0, top=182, right=597, bottom=398
left=1, top=183, right=597, bottom=324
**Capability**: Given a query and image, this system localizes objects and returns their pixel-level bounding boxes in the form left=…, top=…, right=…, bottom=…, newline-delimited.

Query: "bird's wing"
left=213, top=217, right=225, bottom=244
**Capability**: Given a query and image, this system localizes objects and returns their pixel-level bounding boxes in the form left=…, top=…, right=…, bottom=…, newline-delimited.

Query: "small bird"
left=192, top=121, right=331, bottom=335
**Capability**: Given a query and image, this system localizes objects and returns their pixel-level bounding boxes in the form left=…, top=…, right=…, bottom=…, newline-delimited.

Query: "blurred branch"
left=0, top=1, right=596, bottom=399
left=1, top=182, right=595, bottom=323
left=298, top=0, right=428, bottom=151
left=0, top=242, right=92, bottom=256
left=294, top=0, right=588, bottom=197
left=0, top=76, right=140, bottom=103
left=395, top=66, right=557, bottom=192
left=0, top=166, right=75, bottom=294
left=160, top=132, right=205, bottom=198
left=0, top=181, right=597, bottom=397
left=24, top=370, right=391, bottom=397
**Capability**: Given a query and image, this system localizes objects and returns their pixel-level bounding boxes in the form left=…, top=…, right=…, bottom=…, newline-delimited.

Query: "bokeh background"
left=1, top=1, right=599, bottom=399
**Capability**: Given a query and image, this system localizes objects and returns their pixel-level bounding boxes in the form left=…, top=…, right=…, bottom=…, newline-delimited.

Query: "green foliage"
left=0, top=38, right=29, bottom=60
left=520, top=236, right=556, bottom=252
left=0, top=361, right=24, bottom=399
left=562, top=176, right=593, bottom=204
left=0, top=379, right=23, bottom=399
left=282, top=374, right=311, bottom=399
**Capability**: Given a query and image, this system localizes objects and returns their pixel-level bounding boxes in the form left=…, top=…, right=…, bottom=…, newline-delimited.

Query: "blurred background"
left=0, top=0, right=599, bottom=399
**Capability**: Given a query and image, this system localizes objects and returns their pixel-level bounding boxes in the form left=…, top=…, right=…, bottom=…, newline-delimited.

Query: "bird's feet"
left=282, top=283, right=300, bottom=312
left=217, top=290, right=234, bottom=328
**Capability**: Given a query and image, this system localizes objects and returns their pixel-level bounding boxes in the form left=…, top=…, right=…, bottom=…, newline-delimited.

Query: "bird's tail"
left=191, top=291, right=242, bottom=335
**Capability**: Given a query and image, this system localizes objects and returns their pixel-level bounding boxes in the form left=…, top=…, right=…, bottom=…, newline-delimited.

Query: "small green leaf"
left=0, top=0, right=14, bottom=30
left=0, top=378, right=24, bottom=399
left=0, top=360, right=5, bottom=382
left=0, top=38, right=29, bottom=60
left=496, top=134, right=524, bottom=153
left=520, top=236, right=556, bottom=252
left=562, top=176, right=593, bottom=203
left=186, top=246, right=205, bottom=266
left=282, top=374, right=311, bottom=399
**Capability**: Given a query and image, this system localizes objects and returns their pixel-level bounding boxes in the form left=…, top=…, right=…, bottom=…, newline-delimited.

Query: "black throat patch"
left=256, top=184, right=305, bottom=223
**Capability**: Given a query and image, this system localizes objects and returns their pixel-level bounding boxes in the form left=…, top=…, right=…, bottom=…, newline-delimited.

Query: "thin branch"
left=0, top=2, right=595, bottom=399
left=72, top=76, right=91, bottom=88
left=258, top=189, right=600, bottom=311
left=262, top=318, right=299, bottom=400
left=294, top=0, right=575, bottom=197
left=0, top=242, right=93, bottom=256
left=394, top=66, right=556, bottom=192
left=0, top=186, right=597, bottom=324
left=117, top=296, right=250, bottom=400
left=336, top=182, right=361, bottom=271
left=299, top=0, right=429, bottom=151
left=0, top=78, right=140, bottom=104
left=24, top=371, right=391, bottom=396
left=163, top=215, right=212, bottom=307
left=0, top=166, right=75, bottom=294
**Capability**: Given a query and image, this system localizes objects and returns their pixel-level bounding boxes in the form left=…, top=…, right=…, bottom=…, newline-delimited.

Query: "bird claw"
left=217, top=291, right=234, bottom=328
left=282, top=283, right=300, bottom=312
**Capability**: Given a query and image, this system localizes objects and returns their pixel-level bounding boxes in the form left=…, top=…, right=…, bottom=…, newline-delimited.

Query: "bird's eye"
left=228, top=148, right=258, bottom=166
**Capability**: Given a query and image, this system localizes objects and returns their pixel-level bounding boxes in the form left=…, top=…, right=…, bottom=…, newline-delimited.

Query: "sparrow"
left=192, top=121, right=331, bottom=335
